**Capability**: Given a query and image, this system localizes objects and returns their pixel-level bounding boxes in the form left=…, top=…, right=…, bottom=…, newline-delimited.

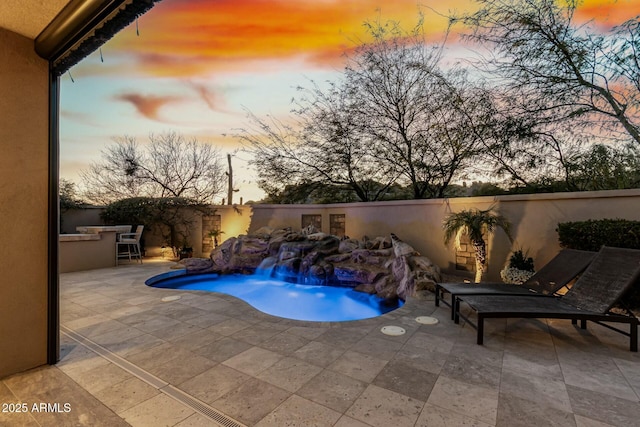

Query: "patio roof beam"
left=34, top=0, right=160, bottom=76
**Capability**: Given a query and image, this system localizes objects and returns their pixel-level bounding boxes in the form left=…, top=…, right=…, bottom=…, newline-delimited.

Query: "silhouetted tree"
left=237, top=78, right=399, bottom=202
left=59, top=178, right=85, bottom=230
left=458, top=0, right=640, bottom=145
left=81, top=131, right=225, bottom=205
left=567, top=144, right=640, bottom=190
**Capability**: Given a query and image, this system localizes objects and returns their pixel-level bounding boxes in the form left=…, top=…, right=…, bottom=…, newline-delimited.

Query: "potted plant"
left=500, top=249, right=536, bottom=284
left=179, top=240, right=193, bottom=259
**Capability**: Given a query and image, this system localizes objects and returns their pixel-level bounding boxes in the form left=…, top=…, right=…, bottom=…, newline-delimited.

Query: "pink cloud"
left=188, top=81, right=225, bottom=112
left=113, top=92, right=185, bottom=120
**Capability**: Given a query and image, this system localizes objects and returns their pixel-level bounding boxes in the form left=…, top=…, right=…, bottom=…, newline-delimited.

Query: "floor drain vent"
left=415, top=316, right=439, bottom=325
left=162, top=385, right=245, bottom=427
left=381, top=325, right=406, bottom=336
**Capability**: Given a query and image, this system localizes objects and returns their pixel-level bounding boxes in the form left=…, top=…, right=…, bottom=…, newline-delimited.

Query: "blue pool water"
left=146, top=272, right=403, bottom=322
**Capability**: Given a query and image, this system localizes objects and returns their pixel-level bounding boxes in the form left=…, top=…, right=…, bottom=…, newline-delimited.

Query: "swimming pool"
left=146, top=271, right=403, bottom=322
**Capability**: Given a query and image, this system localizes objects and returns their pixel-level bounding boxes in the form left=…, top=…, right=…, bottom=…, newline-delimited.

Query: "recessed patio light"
left=415, top=316, right=439, bottom=325
left=161, top=295, right=182, bottom=302
left=381, top=325, right=405, bottom=336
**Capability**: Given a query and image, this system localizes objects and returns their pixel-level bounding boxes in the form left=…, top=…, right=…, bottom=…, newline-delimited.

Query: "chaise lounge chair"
left=454, top=246, right=640, bottom=351
left=435, top=248, right=596, bottom=320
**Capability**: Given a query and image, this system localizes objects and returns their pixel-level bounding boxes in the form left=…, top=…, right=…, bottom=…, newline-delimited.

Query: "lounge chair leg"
left=454, top=298, right=460, bottom=324
left=435, top=285, right=440, bottom=307
left=477, top=315, right=484, bottom=345
left=571, top=318, right=577, bottom=325
left=580, top=319, right=587, bottom=329
left=631, top=321, right=638, bottom=352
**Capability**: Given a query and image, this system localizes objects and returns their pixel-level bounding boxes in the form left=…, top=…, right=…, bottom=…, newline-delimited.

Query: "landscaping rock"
left=177, top=257, right=215, bottom=273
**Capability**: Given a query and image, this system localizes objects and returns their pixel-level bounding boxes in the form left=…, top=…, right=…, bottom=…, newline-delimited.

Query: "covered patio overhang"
left=0, top=0, right=162, bottom=378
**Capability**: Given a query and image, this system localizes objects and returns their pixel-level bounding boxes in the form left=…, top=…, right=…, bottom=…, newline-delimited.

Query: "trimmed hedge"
left=557, top=219, right=640, bottom=251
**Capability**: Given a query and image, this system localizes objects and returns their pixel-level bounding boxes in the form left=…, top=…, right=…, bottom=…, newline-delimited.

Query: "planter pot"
left=179, top=249, right=193, bottom=260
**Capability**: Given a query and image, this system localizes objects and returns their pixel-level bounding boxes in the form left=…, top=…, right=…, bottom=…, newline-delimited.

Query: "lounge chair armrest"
left=118, top=232, right=140, bottom=242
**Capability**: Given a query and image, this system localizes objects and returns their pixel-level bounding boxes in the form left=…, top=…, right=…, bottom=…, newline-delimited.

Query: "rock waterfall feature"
left=180, top=226, right=441, bottom=301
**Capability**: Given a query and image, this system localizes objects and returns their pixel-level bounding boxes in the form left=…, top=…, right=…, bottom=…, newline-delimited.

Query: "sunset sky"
left=60, top=0, right=640, bottom=203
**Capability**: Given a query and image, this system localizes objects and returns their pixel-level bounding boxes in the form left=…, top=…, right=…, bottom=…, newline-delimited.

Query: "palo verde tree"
left=81, top=131, right=225, bottom=205
left=458, top=0, right=640, bottom=146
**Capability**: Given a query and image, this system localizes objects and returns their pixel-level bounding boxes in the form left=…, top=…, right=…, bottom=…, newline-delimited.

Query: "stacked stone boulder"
left=181, top=226, right=441, bottom=301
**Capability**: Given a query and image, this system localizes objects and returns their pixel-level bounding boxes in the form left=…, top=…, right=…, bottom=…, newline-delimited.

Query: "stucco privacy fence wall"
left=248, top=189, right=640, bottom=281
left=60, top=189, right=640, bottom=279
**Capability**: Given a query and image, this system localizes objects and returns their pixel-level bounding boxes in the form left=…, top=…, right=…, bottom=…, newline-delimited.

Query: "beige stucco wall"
left=0, top=29, right=49, bottom=377
left=249, top=189, right=640, bottom=281
left=59, top=232, right=117, bottom=273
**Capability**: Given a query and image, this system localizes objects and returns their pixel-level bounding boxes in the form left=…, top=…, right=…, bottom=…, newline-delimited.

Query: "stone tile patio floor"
left=2, top=259, right=640, bottom=426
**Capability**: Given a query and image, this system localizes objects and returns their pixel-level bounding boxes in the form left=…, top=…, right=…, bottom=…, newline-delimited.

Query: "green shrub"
left=101, top=197, right=214, bottom=251
left=508, top=249, right=535, bottom=272
left=557, top=219, right=640, bottom=251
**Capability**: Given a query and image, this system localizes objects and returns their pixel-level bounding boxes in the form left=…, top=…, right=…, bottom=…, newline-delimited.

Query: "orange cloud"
left=88, top=0, right=635, bottom=79
left=577, top=0, right=640, bottom=25
left=107, top=0, right=463, bottom=77
left=113, top=92, right=185, bottom=120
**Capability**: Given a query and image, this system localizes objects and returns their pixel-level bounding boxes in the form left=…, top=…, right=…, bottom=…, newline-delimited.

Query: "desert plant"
left=443, top=207, right=513, bottom=282
left=208, top=229, right=225, bottom=248
left=500, top=249, right=535, bottom=284
left=507, top=249, right=535, bottom=272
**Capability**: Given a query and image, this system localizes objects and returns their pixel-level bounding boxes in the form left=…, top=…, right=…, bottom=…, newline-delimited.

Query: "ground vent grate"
left=162, top=385, right=245, bottom=427
left=61, top=326, right=247, bottom=427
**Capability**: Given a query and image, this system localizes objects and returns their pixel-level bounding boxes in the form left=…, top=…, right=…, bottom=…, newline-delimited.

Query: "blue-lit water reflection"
left=147, top=273, right=403, bottom=322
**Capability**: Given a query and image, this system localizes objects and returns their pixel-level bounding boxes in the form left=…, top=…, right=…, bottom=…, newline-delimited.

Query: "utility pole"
left=227, top=154, right=233, bottom=205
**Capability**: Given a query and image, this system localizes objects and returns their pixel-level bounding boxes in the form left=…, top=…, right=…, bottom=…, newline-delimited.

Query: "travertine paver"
left=255, top=395, right=342, bottom=427
left=346, top=384, right=424, bottom=427
left=212, top=377, right=290, bottom=425
left=427, top=376, right=499, bottom=425
left=255, top=356, right=323, bottom=392
left=120, top=393, right=195, bottom=426
left=91, top=377, right=159, bottom=414
left=327, top=350, right=388, bottom=383
left=1, top=259, right=639, bottom=427
left=297, top=369, right=368, bottom=413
